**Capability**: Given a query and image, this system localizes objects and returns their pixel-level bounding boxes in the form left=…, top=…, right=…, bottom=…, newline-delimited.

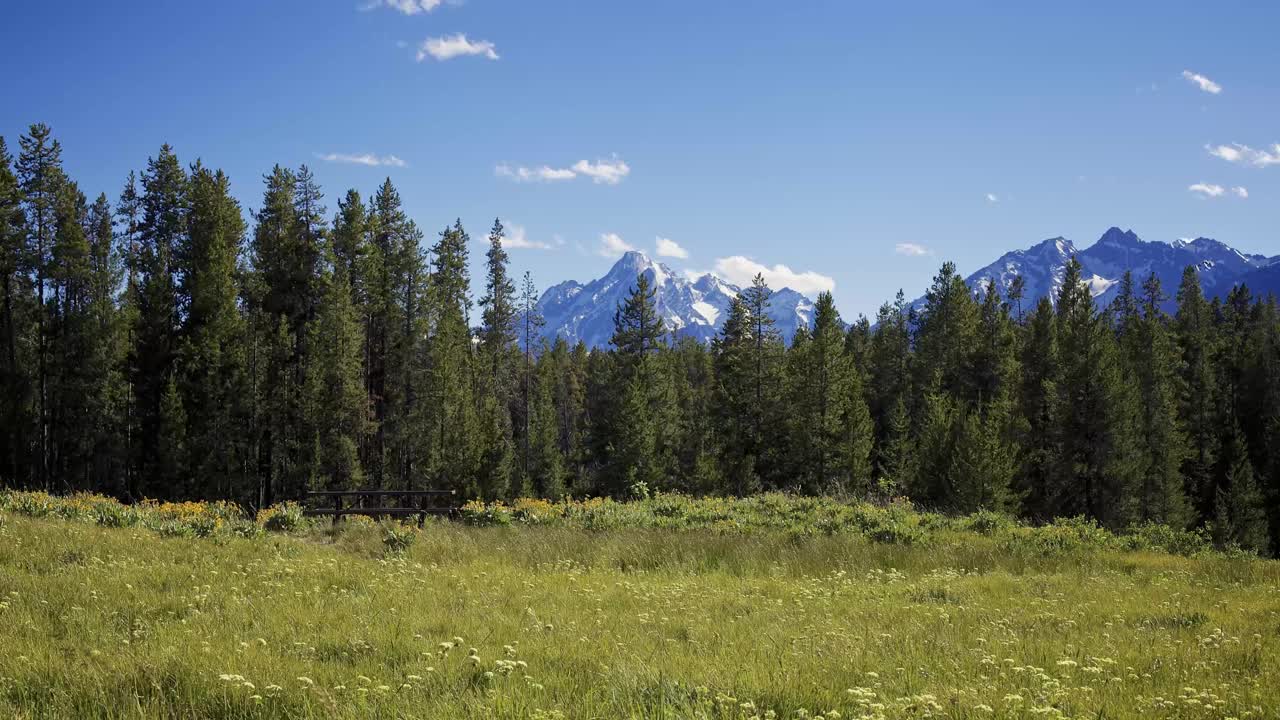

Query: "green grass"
left=0, top=499, right=1278, bottom=718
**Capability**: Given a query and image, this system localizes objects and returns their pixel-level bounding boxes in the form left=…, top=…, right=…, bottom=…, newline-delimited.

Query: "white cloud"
left=417, top=34, right=499, bottom=62
left=711, top=256, right=835, bottom=296
left=1206, top=143, right=1280, bottom=167
left=1232, top=186, right=1249, bottom=198
left=571, top=155, right=631, bottom=185
left=495, top=155, right=631, bottom=185
left=895, top=243, right=932, bottom=257
left=501, top=223, right=554, bottom=250
left=362, top=0, right=444, bottom=14
left=1181, top=70, right=1222, bottom=95
left=985, top=193, right=999, bottom=203
left=1188, top=182, right=1226, bottom=198
left=597, top=232, right=636, bottom=257
left=494, top=164, right=577, bottom=182
left=316, top=152, right=407, bottom=168
left=655, top=237, right=688, bottom=259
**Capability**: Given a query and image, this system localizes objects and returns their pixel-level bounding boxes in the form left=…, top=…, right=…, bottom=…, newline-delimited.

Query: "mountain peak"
left=537, top=256, right=816, bottom=348
left=1025, top=236, right=1075, bottom=258
left=1098, top=227, right=1140, bottom=247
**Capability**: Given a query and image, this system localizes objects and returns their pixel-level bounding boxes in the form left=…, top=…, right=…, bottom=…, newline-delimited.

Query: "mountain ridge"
left=915, top=226, right=1279, bottom=315
left=536, top=251, right=815, bottom=349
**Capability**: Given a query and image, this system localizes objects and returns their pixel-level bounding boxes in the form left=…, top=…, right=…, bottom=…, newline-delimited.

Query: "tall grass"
left=0, top=489, right=1277, bottom=718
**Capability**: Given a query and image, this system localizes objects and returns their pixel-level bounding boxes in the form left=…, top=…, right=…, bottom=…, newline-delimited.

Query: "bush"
left=93, top=502, right=138, bottom=528
left=461, top=500, right=512, bottom=526
left=258, top=502, right=306, bottom=532
left=381, top=522, right=417, bottom=556
left=1123, top=522, right=1211, bottom=557
left=964, top=509, right=1014, bottom=536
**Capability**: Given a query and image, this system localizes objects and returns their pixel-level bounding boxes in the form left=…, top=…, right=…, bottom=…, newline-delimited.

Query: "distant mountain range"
left=535, top=251, right=814, bottom=348
left=926, top=227, right=1279, bottom=314
left=536, top=229, right=1279, bottom=349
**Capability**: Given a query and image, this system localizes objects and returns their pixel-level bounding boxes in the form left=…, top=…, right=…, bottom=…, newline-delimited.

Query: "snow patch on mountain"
left=536, top=251, right=817, bottom=349
left=917, top=227, right=1279, bottom=315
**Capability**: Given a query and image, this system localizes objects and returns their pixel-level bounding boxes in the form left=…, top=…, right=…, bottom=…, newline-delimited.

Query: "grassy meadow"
left=0, top=491, right=1278, bottom=719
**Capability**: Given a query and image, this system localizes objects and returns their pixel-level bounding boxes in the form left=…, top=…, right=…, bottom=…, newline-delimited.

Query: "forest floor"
left=0, top=507, right=1278, bottom=718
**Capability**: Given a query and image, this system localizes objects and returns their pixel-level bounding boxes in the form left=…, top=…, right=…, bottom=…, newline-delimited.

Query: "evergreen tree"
left=47, top=177, right=95, bottom=489
left=478, top=218, right=518, bottom=496
left=787, top=292, right=869, bottom=494
left=529, top=345, right=567, bottom=498
left=426, top=220, right=478, bottom=494
left=1126, top=273, right=1191, bottom=526
left=84, top=194, right=128, bottom=493
left=913, top=262, right=979, bottom=403
left=713, top=296, right=758, bottom=492
left=949, top=399, right=1019, bottom=512
left=155, top=372, right=188, bottom=492
left=1053, top=258, right=1141, bottom=528
left=0, top=136, right=35, bottom=485
left=868, top=291, right=913, bottom=479
left=1018, top=297, right=1059, bottom=520
left=130, top=146, right=188, bottom=498
left=1213, top=425, right=1269, bottom=553
left=16, top=123, right=64, bottom=488
left=516, top=271, right=545, bottom=485
left=303, top=254, right=370, bottom=490
left=741, top=273, right=786, bottom=486
left=607, top=272, right=668, bottom=494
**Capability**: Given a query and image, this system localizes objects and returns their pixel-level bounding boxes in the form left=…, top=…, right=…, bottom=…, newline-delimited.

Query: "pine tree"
left=909, top=391, right=958, bottom=506
left=1213, top=425, right=1269, bottom=553
left=868, top=291, right=913, bottom=479
left=248, top=166, right=302, bottom=503
left=330, top=189, right=369, bottom=308
left=876, top=395, right=914, bottom=495
left=949, top=399, right=1019, bottom=513
left=713, top=295, right=758, bottom=492
left=181, top=163, right=248, bottom=499
left=529, top=346, right=567, bottom=498
left=913, top=262, right=979, bottom=402
left=304, top=253, right=370, bottom=490
left=478, top=218, right=518, bottom=497
left=46, top=177, right=93, bottom=488
left=611, top=271, right=666, bottom=362
left=607, top=272, right=668, bottom=494
left=741, top=273, right=786, bottom=487
left=1018, top=296, right=1059, bottom=520
left=155, top=372, right=188, bottom=492
left=114, top=172, right=144, bottom=496
left=787, top=292, right=869, bottom=494
left=16, top=123, right=64, bottom=488
left=84, top=193, right=127, bottom=494
left=1125, top=273, right=1191, bottom=527
left=0, top=136, right=35, bottom=486
left=1053, top=258, right=1141, bottom=528
left=426, top=220, right=478, bottom=494
left=131, top=145, right=188, bottom=498
left=517, top=271, right=546, bottom=486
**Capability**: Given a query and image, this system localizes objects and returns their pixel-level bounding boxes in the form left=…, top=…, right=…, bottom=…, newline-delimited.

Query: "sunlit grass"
left=0, top=494, right=1277, bottom=718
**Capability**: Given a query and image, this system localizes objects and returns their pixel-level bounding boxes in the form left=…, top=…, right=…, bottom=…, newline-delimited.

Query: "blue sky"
left=3, top=0, right=1278, bottom=318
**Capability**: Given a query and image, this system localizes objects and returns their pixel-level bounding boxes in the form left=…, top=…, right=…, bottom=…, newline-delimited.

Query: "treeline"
left=1, top=125, right=1278, bottom=553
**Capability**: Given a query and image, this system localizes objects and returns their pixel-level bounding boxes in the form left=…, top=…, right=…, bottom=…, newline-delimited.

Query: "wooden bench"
left=303, top=490, right=458, bottom=526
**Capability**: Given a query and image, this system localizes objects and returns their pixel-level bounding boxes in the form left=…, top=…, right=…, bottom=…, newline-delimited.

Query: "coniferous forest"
left=2, top=125, right=1279, bottom=555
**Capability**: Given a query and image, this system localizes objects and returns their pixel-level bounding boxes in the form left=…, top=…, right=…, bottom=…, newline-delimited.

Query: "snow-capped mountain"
left=919, top=227, right=1279, bottom=314
left=536, top=251, right=816, bottom=349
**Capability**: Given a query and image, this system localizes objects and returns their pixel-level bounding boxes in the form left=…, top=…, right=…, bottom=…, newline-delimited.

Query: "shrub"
left=964, top=510, right=1014, bottom=536
left=1122, top=522, right=1211, bottom=557
left=93, top=502, right=138, bottom=529
left=461, top=500, right=512, bottom=526
left=258, top=502, right=306, bottom=532
left=381, top=522, right=417, bottom=556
